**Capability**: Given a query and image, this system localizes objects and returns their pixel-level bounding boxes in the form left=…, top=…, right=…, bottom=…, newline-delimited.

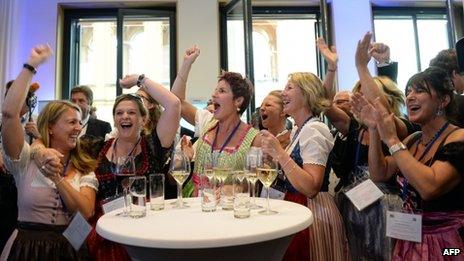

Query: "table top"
left=96, top=197, right=313, bottom=249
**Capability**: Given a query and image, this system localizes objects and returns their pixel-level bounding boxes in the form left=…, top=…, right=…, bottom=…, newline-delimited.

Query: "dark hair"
left=218, top=71, right=253, bottom=115
left=71, top=85, right=94, bottom=105
left=429, top=49, right=458, bottom=78
left=405, top=66, right=457, bottom=121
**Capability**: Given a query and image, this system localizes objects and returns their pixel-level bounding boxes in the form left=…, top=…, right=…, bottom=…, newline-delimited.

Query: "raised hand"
left=119, top=74, right=138, bottom=89
left=355, top=32, right=373, bottom=68
left=351, top=93, right=377, bottom=130
left=27, top=44, right=53, bottom=68
left=316, top=38, right=338, bottom=69
left=370, top=42, right=390, bottom=64
left=372, top=98, right=398, bottom=145
left=184, top=45, right=200, bottom=65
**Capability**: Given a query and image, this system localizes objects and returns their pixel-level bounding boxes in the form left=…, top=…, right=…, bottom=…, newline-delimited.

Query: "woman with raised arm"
left=353, top=66, right=464, bottom=260
left=317, top=34, right=415, bottom=260
left=1, top=45, right=98, bottom=260
left=171, top=46, right=260, bottom=197
left=84, top=74, right=180, bottom=260
left=260, top=72, right=348, bottom=260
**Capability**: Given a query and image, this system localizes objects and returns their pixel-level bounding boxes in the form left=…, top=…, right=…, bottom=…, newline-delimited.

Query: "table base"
left=124, top=235, right=294, bottom=261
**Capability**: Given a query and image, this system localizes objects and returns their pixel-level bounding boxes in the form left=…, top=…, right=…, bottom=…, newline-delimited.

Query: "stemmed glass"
left=170, top=149, right=190, bottom=209
left=257, top=151, right=279, bottom=215
left=113, top=156, right=136, bottom=216
left=212, top=152, right=232, bottom=209
left=245, top=148, right=261, bottom=209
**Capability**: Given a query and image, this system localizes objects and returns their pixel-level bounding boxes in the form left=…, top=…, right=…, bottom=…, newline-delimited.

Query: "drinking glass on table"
left=212, top=152, right=232, bottom=209
left=245, top=147, right=261, bottom=209
left=170, top=149, right=190, bottom=209
left=113, top=156, right=136, bottom=216
left=129, top=176, right=147, bottom=218
left=257, top=152, right=279, bottom=215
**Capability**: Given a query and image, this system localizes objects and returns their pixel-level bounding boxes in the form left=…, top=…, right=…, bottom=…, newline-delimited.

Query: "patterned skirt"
left=284, top=191, right=349, bottom=261
left=393, top=211, right=464, bottom=261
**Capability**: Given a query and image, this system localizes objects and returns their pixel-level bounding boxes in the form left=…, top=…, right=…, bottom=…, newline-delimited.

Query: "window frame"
left=62, top=7, right=176, bottom=100
left=373, top=7, right=453, bottom=72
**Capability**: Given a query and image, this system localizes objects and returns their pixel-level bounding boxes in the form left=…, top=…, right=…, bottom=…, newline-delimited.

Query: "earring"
left=237, top=107, right=240, bottom=112
left=436, top=107, right=444, bottom=116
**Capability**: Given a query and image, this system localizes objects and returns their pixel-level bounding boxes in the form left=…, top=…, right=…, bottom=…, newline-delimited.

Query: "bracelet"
left=136, top=74, right=146, bottom=87
left=23, top=63, right=37, bottom=74
left=177, top=74, right=186, bottom=83
left=287, top=163, right=297, bottom=175
left=282, top=157, right=292, bottom=169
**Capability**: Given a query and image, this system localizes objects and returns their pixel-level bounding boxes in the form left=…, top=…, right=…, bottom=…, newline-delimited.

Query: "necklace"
left=420, top=122, right=449, bottom=147
left=61, top=157, right=71, bottom=177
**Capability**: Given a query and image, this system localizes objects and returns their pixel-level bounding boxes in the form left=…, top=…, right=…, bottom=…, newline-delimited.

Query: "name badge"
left=102, top=196, right=125, bottom=214
left=386, top=210, right=422, bottom=243
left=62, top=212, right=92, bottom=250
left=261, top=187, right=285, bottom=200
left=345, top=179, right=384, bottom=211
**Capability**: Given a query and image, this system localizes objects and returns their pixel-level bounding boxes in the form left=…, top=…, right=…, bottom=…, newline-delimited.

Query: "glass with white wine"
left=212, top=151, right=232, bottom=209
left=170, top=149, right=190, bottom=209
left=257, top=151, right=279, bottom=215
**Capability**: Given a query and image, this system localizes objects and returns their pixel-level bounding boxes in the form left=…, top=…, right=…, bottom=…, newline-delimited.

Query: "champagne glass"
left=113, top=156, right=136, bottom=216
left=257, top=151, right=279, bottom=215
left=245, top=148, right=261, bottom=209
left=212, top=151, right=231, bottom=209
left=170, top=149, right=189, bottom=209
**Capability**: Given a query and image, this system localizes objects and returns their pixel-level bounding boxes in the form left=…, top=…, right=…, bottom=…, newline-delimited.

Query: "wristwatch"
left=388, top=142, right=406, bottom=155
left=136, top=74, right=146, bottom=87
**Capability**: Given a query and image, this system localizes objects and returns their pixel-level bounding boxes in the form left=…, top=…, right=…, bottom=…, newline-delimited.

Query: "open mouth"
left=261, top=114, right=268, bottom=121
left=408, top=104, right=421, bottom=113
left=213, top=102, right=220, bottom=112
left=120, top=122, right=133, bottom=129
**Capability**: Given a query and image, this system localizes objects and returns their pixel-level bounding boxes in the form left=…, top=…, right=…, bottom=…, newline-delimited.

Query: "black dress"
left=87, top=131, right=173, bottom=261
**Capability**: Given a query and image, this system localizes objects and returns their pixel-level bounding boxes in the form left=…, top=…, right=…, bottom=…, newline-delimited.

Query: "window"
left=373, top=8, right=451, bottom=89
left=222, top=7, right=320, bottom=112
left=63, top=8, right=176, bottom=125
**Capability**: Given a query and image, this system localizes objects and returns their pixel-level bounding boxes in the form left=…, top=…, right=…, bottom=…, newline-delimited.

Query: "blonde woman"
left=1, top=45, right=98, bottom=260
left=261, top=72, right=348, bottom=260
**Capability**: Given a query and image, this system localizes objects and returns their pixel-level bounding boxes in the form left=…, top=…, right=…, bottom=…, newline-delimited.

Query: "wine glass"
left=245, top=147, right=261, bottom=209
left=212, top=151, right=232, bottom=209
left=170, top=149, right=190, bottom=209
left=257, top=151, right=279, bottom=215
left=113, top=156, right=136, bottom=216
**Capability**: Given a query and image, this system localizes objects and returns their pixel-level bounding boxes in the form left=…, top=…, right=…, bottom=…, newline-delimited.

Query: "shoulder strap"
left=405, top=131, right=422, bottom=148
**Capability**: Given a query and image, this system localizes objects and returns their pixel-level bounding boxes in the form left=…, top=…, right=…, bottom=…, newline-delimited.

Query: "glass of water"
left=129, top=176, right=147, bottom=218
left=149, top=174, right=164, bottom=211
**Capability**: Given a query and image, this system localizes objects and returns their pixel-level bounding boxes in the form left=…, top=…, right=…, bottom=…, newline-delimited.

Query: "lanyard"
left=211, top=120, right=241, bottom=153
left=110, top=136, right=142, bottom=164
left=286, top=116, right=314, bottom=152
left=401, top=122, right=449, bottom=201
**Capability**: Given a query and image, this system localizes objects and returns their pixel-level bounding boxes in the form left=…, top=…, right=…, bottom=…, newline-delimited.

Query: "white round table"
left=96, top=197, right=313, bottom=261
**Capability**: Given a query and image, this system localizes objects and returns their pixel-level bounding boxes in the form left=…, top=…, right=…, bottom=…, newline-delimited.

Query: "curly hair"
left=218, top=71, right=253, bottom=115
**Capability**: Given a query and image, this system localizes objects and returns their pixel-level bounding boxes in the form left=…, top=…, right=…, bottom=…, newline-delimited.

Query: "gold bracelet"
left=282, top=157, right=292, bottom=169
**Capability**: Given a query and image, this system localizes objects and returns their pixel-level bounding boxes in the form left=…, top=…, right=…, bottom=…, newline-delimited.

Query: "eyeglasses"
left=117, top=93, right=143, bottom=103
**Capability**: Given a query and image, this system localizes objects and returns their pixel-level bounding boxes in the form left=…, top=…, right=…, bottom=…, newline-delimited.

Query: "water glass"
left=234, top=172, right=250, bottom=218
left=129, top=176, right=147, bottom=218
left=149, top=174, right=165, bottom=211
left=200, top=173, right=217, bottom=212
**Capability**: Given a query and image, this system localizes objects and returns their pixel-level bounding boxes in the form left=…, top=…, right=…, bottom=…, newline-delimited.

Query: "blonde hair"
left=288, top=72, right=330, bottom=116
left=37, top=101, right=97, bottom=174
left=352, top=76, right=405, bottom=117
